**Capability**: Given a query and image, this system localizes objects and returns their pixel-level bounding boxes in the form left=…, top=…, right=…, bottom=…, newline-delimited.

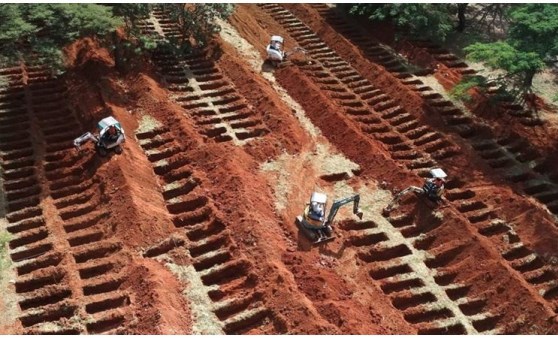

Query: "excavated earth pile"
left=1, top=4, right=558, bottom=334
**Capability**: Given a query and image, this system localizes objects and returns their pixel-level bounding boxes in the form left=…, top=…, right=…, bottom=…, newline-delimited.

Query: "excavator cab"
left=266, top=35, right=285, bottom=65
left=73, top=116, right=125, bottom=156
left=266, top=35, right=306, bottom=68
left=296, top=192, right=363, bottom=245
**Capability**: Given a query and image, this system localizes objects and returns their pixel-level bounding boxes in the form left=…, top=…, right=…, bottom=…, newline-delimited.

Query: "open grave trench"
left=135, top=8, right=268, bottom=145
left=135, top=119, right=279, bottom=334
left=303, top=4, right=558, bottom=219
left=408, top=39, right=542, bottom=124
left=312, top=4, right=539, bottom=126
left=0, top=65, right=132, bottom=334
left=258, top=3, right=462, bottom=178
left=255, top=3, right=558, bottom=315
left=1, top=66, right=74, bottom=334
left=341, top=207, right=498, bottom=333
left=2, top=4, right=558, bottom=334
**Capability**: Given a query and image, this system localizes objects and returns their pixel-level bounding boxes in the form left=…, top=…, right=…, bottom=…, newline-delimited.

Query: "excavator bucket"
left=312, top=233, right=335, bottom=245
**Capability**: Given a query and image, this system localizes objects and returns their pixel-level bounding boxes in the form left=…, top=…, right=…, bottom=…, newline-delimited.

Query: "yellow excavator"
left=296, top=192, right=363, bottom=244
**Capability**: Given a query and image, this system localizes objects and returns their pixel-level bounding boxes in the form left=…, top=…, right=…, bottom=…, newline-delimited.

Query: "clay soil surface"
left=1, top=4, right=558, bottom=335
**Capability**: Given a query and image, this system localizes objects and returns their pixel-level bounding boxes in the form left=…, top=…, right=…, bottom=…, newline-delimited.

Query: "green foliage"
left=508, top=4, right=558, bottom=58
left=25, top=4, right=121, bottom=40
left=109, top=4, right=157, bottom=72
left=450, top=75, right=486, bottom=102
left=465, top=42, right=545, bottom=76
left=0, top=4, right=122, bottom=67
left=112, top=4, right=151, bottom=30
left=349, top=4, right=454, bottom=42
left=162, top=4, right=235, bottom=48
left=0, top=5, right=36, bottom=47
left=464, top=4, right=558, bottom=92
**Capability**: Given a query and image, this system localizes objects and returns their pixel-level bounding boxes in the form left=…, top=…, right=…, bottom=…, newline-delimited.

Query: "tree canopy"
left=161, top=4, right=234, bottom=49
left=0, top=4, right=235, bottom=72
left=0, top=4, right=122, bottom=67
left=465, top=4, right=558, bottom=90
left=348, top=4, right=456, bottom=42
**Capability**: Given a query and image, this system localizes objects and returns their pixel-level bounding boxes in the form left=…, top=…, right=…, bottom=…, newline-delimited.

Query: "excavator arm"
left=383, top=186, right=423, bottom=214
left=73, top=132, right=98, bottom=150
left=325, top=194, right=363, bottom=227
left=285, top=47, right=307, bottom=58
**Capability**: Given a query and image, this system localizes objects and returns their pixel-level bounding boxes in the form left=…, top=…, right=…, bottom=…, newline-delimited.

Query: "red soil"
left=1, top=4, right=558, bottom=335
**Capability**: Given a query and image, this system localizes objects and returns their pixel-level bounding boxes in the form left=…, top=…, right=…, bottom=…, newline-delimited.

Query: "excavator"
left=383, top=168, right=447, bottom=215
left=296, top=192, right=363, bottom=244
left=266, top=35, right=306, bottom=67
left=73, top=116, right=125, bottom=156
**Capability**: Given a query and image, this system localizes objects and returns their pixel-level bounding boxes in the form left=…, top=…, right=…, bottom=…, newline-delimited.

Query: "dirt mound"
left=122, top=258, right=192, bottom=334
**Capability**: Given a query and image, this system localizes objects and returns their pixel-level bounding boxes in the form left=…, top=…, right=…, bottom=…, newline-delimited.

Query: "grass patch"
left=136, top=114, right=162, bottom=134
left=450, top=75, right=486, bottom=103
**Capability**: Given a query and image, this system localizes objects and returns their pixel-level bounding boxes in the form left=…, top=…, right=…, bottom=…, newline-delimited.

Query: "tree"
left=0, top=4, right=122, bottom=68
left=109, top=4, right=157, bottom=72
left=161, top=4, right=234, bottom=49
left=464, top=4, right=558, bottom=96
left=0, top=5, right=36, bottom=52
left=349, top=4, right=455, bottom=42
left=467, top=4, right=512, bottom=38
left=111, top=4, right=151, bottom=32
left=508, top=4, right=558, bottom=62
left=465, top=42, right=544, bottom=88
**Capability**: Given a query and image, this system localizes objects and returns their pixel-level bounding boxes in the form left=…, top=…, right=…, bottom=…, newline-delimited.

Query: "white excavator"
left=266, top=35, right=306, bottom=67
left=383, top=168, right=448, bottom=214
left=296, top=192, right=363, bottom=244
left=73, top=116, right=125, bottom=156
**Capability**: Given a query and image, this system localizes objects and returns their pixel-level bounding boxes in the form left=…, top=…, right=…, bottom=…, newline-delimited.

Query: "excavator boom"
left=73, top=132, right=98, bottom=150
left=325, top=194, right=363, bottom=227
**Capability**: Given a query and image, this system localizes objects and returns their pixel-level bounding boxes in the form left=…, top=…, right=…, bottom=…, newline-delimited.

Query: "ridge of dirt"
left=1, top=4, right=558, bottom=334
left=218, top=18, right=321, bottom=140
left=122, top=258, right=193, bottom=334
